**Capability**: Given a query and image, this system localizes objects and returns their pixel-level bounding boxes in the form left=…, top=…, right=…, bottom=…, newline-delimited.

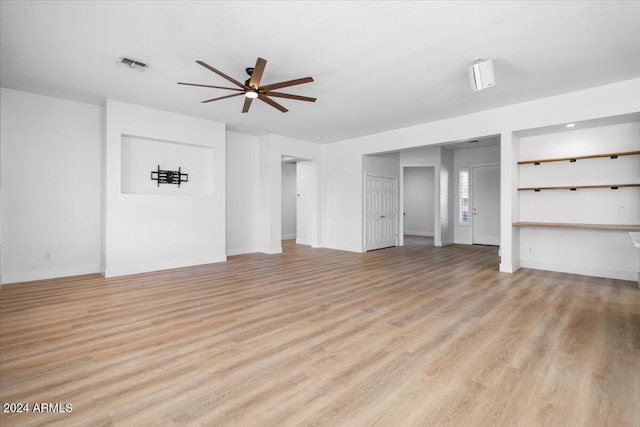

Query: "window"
left=459, top=169, right=469, bottom=224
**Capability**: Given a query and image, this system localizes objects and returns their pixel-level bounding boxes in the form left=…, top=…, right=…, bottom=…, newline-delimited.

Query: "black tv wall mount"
left=150, top=165, right=189, bottom=187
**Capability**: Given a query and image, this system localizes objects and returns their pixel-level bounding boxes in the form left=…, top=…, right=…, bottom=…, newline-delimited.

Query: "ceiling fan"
left=178, top=57, right=316, bottom=113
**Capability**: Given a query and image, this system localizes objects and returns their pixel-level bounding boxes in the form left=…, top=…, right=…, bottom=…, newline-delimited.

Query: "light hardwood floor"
left=1, top=237, right=639, bottom=426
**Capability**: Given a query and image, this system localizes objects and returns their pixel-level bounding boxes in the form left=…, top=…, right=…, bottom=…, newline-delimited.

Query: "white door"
left=365, top=175, right=398, bottom=251
left=472, top=164, right=500, bottom=245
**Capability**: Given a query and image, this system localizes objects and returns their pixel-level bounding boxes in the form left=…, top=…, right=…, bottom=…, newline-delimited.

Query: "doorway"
left=281, top=157, right=318, bottom=249
left=472, top=163, right=500, bottom=245
left=281, top=161, right=297, bottom=241
left=402, top=166, right=436, bottom=247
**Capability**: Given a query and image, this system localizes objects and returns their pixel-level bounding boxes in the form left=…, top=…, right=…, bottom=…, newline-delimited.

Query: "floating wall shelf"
left=518, top=150, right=640, bottom=165
left=513, top=222, right=640, bottom=231
left=518, top=183, right=640, bottom=191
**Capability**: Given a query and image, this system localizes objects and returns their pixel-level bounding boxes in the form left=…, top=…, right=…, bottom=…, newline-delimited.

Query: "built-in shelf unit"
left=515, top=149, right=640, bottom=229
left=514, top=120, right=640, bottom=281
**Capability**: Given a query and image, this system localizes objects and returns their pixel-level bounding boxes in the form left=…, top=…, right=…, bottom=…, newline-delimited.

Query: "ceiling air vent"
left=120, top=57, right=148, bottom=70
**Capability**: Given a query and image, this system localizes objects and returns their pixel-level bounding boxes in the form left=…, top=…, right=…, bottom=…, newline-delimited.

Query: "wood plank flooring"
left=1, top=236, right=639, bottom=426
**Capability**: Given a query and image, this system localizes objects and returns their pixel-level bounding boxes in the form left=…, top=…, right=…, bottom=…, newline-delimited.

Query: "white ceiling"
left=2, top=1, right=639, bottom=144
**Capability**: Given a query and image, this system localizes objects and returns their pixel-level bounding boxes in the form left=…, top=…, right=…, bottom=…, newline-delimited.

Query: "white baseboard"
left=520, top=259, right=636, bottom=282
left=323, top=241, right=364, bottom=253
left=257, top=246, right=282, bottom=255
left=229, top=246, right=283, bottom=255
left=226, top=247, right=261, bottom=256
left=103, top=255, right=226, bottom=278
left=295, top=238, right=316, bottom=247
left=404, top=230, right=434, bottom=237
left=281, top=234, right=297, bottom=240
left=500, top=261, right=521, bottom=273
left=2, top=265, right=101, bottom=285
left=454, top=239, right=473, bottom=245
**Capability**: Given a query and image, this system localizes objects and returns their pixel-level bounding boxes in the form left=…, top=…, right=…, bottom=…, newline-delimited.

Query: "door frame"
left=363, top=172, right=399, bottom=251
left=470, top=162, right=500, bottom=245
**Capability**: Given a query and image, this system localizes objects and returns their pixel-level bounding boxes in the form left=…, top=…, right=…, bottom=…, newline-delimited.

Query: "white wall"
left=281, top=162, right=297, bottom=240
left=0, top=89, right=101, bottom=284
left=453, top=143, right=501, bottom=244
left=322, top=77, right=640, bottom=275
left=226, top=131, right=260, bottom=255
left=403, top=167, right=435, bottom=236
left=517, top=122, right=640, bottom=280
left=103, top=100, right=226, bottom=277
left=363, top=152, right=400, bottom=178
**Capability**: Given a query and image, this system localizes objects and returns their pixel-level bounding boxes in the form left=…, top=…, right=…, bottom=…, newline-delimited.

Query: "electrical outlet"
left=44, top=252, right=51, bottom=260
left=528, top=247, right=535, bottom=255
left=618, top=206, right=626, bottom=213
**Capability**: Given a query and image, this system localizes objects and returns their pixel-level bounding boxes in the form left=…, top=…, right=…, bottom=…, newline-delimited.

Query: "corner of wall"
left=100, top=101, right=108, bottom=275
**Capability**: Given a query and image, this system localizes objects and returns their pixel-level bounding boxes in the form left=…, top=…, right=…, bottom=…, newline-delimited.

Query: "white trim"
left=295, top=237, right=317, bottom=246
left=454, top=238, right=473, bottom=245
left=257, top=246, right=283, bottom=255
left=281, top=234, right=297, bottom=240
left=103, top=256, right=225, bottom=278
left=500, top=261, right=521, bottom=273
left=404, top=230, right=435, bottom=237
left=520, top=259, right=636, bottom=282
left=226, top=247, right=262, bottom=256
left=323, top=243, right=365, bottom=253
left=2, top=265, right=101, bottom=285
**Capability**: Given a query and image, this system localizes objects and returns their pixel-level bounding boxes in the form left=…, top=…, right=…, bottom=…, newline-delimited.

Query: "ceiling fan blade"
left=201, top=93, right=244, bottom=103
left=248, top=57, right=267, bottom=89
left=196, top=60, right=246, bottom=89
left=258, top=94, right=288, bottom=113
left=178, top=82, right=243, bottom=91
left=260, top=77, right=314, bottom=91
left=264, top=91, right=316, bottom=102
left=242, top=97, right=253, bottom=113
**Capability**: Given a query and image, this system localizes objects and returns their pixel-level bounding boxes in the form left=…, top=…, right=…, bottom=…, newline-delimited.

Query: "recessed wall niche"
left=121, top=135, right=214, bottom=196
